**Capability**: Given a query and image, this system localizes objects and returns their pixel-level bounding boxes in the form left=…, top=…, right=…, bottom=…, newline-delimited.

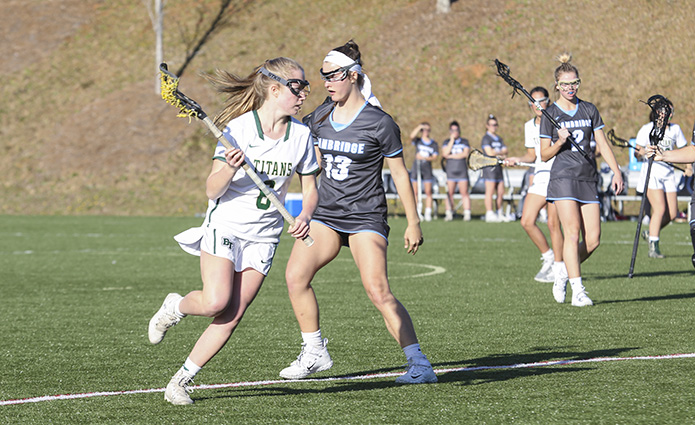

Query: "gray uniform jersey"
left=540, top=99, right=604, bottom=202
left=444, top=137, right=470, bottom=180
left=540, top=100, right=602, bottom=182
left=306, top=101, right=403, bottom=239
left=410, top=138, right=439, bottom=182
left=480, top=133, right=506, bottom=182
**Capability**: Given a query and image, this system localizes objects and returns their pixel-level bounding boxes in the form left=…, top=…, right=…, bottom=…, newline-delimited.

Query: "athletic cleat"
left=485, top=211, right=500, bottom=223
left=571, top=285, right=593, bottom=307
left=148, top=293, right=184, bottom=344
left=463, top=210, right=471, bottom=222
left=534, top=255, right=555, bottom=283
left=164, top=370, right=195, bottom=405
left=648, top=241, right=664, bottom=258
left=395, top=358, right=437, bottom=384
left=280, top=338, right=333, bottom=379
left=552, top=277, right=567, bottom=303
left=444, top=210, right=453, bottom=222
left=641, top=229, right=649, bottom=242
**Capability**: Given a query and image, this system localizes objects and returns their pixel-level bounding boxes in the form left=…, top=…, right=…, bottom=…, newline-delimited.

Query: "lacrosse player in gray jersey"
left=441, top=120, right=471, bottom=221
left=279, top=40, right=436, bottom=385
left=540, top=53, right=623, bottom=307
left=481, top=114, right=509, bottom=222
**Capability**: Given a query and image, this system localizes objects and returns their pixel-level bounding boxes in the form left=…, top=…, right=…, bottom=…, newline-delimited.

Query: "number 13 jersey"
left=306, top=101, right=403, bottom=238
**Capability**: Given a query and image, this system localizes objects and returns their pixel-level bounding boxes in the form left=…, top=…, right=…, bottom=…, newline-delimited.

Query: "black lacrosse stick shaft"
left=494, top=59, right=590, bottom=161
left=628, top=95, right=672, bottom=277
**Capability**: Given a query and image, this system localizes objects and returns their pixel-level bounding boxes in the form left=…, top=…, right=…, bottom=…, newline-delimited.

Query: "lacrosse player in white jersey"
left=505, top=86, right=565, bottom=284
left=147, top=57, right=319, bottom=405
left=279, top=40, right=436, bottom=384
left=645, top=120, right=695, bottom=267
left=633, top=98, right=692, bottom=258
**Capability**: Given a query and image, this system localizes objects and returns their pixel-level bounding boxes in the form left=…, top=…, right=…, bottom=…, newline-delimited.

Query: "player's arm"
left=386, top=154, right=423, bottom=255
left=594, top=128, right=624, bottom=195
left=505, top=147, right=535, bottom=166
left=206, top=148, right=245, bottom=200
left=540, top=134, right=564, bottom=162
left=288, top=173, right=318, bottom=240
left=646, top=144, right=695, bottom=164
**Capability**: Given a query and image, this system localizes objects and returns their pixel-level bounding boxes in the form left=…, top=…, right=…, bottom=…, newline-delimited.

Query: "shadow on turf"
left=597, top=291, right=695, bottom=305
left=191, top=346, right=638, bottom=401
left=590, top=269, right=693, bottom=280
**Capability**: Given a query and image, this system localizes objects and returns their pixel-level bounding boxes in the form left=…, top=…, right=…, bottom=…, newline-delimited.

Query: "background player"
left=634, top=98, right=692, bottom=258
left=441, top=120, right=471, bottom=221
left=409, top=122, right=439, bottom=221
left=505, top=86, right=565, bottom=283
left=481, top=114, right=508, bottom=222
left=540, top=53, right=623, bottom=306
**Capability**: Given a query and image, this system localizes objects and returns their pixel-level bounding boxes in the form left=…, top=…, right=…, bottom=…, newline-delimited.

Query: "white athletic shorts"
left=528, top=170, right=550, bottom=197
left=637, top=172, right=677, bottom=193
left=174, top=226, right=277, bottom=275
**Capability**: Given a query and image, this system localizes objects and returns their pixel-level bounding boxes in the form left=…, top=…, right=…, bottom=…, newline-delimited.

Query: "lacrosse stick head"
left=607, top=128, right=630, bottom=148
left=467, top=148, right=499, bottom=171
left=645, top=94, right=672, bottom=146
left=494, top=59, right=523, bottom=98
left=159, top=63, right=207, bottom=120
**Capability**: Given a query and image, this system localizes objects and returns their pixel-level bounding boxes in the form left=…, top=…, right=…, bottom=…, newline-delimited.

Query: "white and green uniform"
left=525, top=117, right=553, bottom=197
left=540, top=99, right=603, bottom=204
left=175, top=110, right=319, bottom=272
left=635, top=122, right=688, bottom=192
left=306, top=101, right=403, bottom=243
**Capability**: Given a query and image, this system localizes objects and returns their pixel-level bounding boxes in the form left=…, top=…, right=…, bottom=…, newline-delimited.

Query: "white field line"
left=2, top=352, right=694, bottom=406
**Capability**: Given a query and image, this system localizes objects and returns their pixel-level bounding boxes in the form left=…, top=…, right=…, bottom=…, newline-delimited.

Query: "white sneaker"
left=571, top=284, right=593, bottom=307
left=444, top=210, right=453, bottom=222
left=148, top=293, right=183, bottom=344
left=552, top=277, right=567, bottom=303
left=534, top=256, right=555, bottom=283
left=395, top=358, right=437, bottom=384
left=164, top=370, right=195, bottom=405
left=279, top=338, right=333, bottom=379
left=485, top=211, right=500, bottom=223
left=424, top=210, right=432, bottom=222
left=463, top=210, right=471, bottom=222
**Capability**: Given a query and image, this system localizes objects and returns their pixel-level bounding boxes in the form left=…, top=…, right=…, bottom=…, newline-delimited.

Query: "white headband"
left=323, top=50, right=381, bottom=108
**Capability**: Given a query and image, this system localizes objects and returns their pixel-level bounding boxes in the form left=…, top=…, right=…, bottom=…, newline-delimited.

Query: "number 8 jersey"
left=204, top=110, right=319, bottom=243
left=306, top=101, right=403, bottom=238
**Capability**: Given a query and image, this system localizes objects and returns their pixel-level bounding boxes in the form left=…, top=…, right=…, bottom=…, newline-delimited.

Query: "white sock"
left=569, top=277, right=583, bottom=291
left=403, top=343, right=430, bottom=365
left=181, top=357, right=202, bottom=378
left=553, top=261, right=567, bottom=278
left=649, top=236, right=659, bottom=242
left=301, top=329, right=323, bottom=347
left=541, top=250, right=554, bottom=261
left=174, top=297, right=186, bottom=318
left=497, top=208, right=504, bottom=217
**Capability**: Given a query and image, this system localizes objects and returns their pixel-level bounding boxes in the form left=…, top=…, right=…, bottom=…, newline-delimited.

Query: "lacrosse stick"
left=628, top=95, right=672, bottom=277
left=467, top=149, right=534, bottom=171
left=159, top=63, right=314, bottom=246
left=607, top=128, right=685, bottom=172
left=494, top=59, right=591, bottom=162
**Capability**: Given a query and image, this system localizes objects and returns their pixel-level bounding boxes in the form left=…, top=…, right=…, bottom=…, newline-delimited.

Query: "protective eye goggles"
left=528, top=96, right=549, bottom=106
left=319, top=63, right=357, bottom=82
left=258, top=67, right=310, bottom=97
left=557, top=79, right=581, bottom=90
